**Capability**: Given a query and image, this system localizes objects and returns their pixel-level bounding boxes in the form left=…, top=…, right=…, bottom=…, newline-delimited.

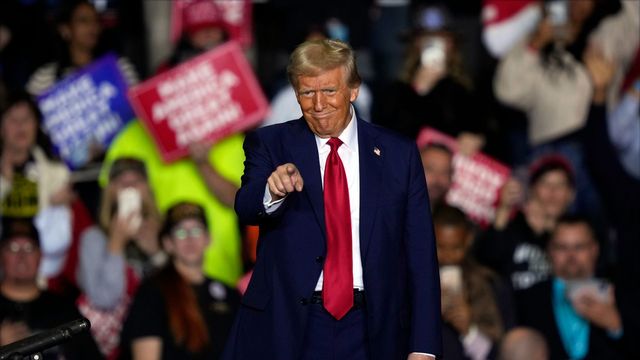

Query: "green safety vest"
left=101, top=120, right=245, bottom=285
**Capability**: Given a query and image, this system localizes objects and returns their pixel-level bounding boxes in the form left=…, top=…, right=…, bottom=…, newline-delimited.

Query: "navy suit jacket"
left=223, top=118, right=442, bottom=360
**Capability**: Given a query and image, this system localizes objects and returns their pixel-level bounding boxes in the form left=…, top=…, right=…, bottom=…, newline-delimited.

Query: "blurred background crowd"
left=0, top=0, right=638, bottom=359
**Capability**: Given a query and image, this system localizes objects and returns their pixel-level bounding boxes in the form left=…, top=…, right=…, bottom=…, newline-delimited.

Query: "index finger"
left=292, top=170, right=304, bottom=191
left=281, top=164, right=303, bottom=192
left=286, top=164, right=298, bottom=175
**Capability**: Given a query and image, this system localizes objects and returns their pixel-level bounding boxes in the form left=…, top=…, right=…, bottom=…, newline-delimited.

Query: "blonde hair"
left=287, top=39, right=361, bottom=89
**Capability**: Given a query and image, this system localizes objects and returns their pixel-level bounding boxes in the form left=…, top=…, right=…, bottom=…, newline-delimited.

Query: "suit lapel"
left=285, top=118, right=382, bottom=253
left=288, top=119, right=326, bottom=239
left=358, top=120, right=382, bottom=263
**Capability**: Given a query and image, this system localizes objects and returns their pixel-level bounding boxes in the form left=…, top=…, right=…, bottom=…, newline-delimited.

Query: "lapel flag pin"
left=373, top=147, right=381, bottom=156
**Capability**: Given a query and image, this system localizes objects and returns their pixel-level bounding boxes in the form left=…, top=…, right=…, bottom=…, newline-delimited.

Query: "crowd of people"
left=0, top=0, right=638, bottom=359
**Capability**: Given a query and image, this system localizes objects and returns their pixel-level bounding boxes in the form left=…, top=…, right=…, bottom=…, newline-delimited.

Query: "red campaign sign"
left=128, top=41, right=268, bottom=162
left=417, top=127, right=512, bottom=227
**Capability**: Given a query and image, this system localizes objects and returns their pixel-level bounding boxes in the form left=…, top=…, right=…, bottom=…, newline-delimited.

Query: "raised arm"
left=234, top=131, right=303, bottom=224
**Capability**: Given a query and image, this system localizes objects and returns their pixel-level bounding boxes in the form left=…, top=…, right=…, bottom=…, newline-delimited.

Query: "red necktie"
left=323, top=137, right=353, bottom=320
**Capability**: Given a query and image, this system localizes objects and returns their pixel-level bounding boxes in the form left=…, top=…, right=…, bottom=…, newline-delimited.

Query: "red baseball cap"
left=182, top=0, right=226, bottom=35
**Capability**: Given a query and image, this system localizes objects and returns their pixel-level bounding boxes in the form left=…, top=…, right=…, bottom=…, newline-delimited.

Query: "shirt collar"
left=315, top=105, right=358, bottom=152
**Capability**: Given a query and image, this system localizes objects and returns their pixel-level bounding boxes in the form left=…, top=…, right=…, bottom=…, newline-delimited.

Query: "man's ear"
left=349, top=86, right=359, bottom=103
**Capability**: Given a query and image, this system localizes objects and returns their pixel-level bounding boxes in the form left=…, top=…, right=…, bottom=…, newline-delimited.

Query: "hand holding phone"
left=440, top=265, right=463, bottom=295
left=566, top=278, right=611, bottom=304
left=545, top=0, right=569, bottom=42
left=117, top=187, right=142, bottom=233
left=546, top=0, right=568, bottom=27
left=421, top=37, right=447, bottom=72
left=567, top=279, right=623, bottom=332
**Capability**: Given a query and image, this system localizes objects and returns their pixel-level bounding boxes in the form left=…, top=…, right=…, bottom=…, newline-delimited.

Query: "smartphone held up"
left=440, top=265, right=463, bottom=295
left=566, top=278, right=611, bottom=303
left=117, top=187, right=143, bottom=233
left=421, top=37, right=447, bottom=73
left=545, top=0, right=569, bottom=42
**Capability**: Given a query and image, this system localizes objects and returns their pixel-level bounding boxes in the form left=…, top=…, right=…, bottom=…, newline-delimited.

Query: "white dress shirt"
left=263, top=107, right=363, bottom=290
left=262, top=109, right=434, bottom=358
left=312, top=108, right=363, bottom=291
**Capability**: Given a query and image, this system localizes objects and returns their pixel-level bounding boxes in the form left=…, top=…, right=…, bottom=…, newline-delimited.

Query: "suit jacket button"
left=315, top=256, right=324, bottom=263
left=299, top=298, right=308, bottom=305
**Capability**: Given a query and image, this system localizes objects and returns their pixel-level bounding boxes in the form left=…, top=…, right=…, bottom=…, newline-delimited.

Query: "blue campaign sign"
left=37, top=53, right=135, bottom=169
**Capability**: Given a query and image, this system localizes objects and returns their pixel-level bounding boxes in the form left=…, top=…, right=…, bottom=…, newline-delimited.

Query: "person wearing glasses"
left=120, top=202, right=239, bottom=360
left=0, top=217, right=102, bottom=359
left=515, top=215, right=626, bottom=359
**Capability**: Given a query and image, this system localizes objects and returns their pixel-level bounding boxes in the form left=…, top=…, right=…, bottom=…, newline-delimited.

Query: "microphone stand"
left=0, top=318, right=91, bottom=360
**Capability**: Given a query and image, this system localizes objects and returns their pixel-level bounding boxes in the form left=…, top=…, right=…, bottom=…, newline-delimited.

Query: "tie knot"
left=327, top=137, right=343, bottom=152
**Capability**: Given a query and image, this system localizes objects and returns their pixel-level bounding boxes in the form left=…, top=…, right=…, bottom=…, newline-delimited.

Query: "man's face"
left=295, top=67, right=359, bottom=138
left=548, top=223, right=598, bottom=280
left=421, top=148, right=453, bottom=206
left=530, top=170, right=574, bottom=219
left=1, top=237, right=41, bottom=284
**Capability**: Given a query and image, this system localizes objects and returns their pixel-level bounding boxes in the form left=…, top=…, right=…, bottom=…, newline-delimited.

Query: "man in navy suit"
left=223, top=39, right=442, bottom=360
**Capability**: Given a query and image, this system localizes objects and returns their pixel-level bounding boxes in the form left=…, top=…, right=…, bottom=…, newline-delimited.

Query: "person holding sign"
left=157, top=0, right=229, bottom=74
left=26, top=0, right=140, bottom=220
left=475, top=155, right=577, bottom=293
left=224, top=39, right=441, bottom=360
left=105, top=0, right=247, bottom=288
left=26, top=0, right=139, bottom=97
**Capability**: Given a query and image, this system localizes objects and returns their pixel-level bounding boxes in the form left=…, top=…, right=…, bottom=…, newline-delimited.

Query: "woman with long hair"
left=77, top=157, right=163, bottom=359
left=493, top=0, right=620, bottom=220
left=0, top=90, right=73, bottom=281
left=374, top=5, right=487, bottom=156
left=121, top=201, right=239, bottom=360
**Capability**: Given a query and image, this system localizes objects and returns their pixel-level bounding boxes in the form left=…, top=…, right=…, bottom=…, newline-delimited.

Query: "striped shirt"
left=26, top=56, right=139, bottom=96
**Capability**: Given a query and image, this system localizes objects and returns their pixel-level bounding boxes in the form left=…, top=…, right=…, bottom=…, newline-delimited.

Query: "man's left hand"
left=572, top=287, right=622, bottom=333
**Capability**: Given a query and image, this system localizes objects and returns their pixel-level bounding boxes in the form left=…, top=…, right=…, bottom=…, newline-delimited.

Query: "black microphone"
left=0, top=318, right=91, bottom=360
